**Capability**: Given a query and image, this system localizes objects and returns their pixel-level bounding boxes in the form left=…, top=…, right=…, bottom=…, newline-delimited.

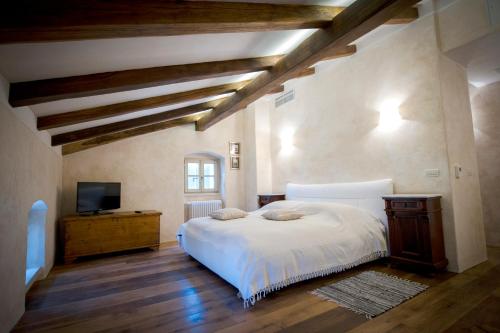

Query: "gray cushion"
left=262, top=209, right=304, bottom=221
left=209, top=208, right=248, bottom=220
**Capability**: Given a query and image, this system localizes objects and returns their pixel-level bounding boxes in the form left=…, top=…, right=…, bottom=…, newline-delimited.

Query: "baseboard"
left=25, top=266, right=43, bottom=292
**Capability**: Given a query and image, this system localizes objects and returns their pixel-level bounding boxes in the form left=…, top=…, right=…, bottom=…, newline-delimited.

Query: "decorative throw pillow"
left=209, top=208, right=248, bottom=220
left=262, top=209, right=304, bottom=221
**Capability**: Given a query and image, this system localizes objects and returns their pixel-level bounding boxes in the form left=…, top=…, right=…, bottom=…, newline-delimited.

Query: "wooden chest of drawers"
left=383, top=195, right=448, bottom=271
left=61, top=211, right=161, bottom=264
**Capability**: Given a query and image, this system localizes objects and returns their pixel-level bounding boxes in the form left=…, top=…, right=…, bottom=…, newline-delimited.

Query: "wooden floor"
left=13, top=246, right=500, bottom=333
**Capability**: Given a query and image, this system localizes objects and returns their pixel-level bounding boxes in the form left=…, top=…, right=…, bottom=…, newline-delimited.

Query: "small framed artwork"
left=229, top=142, right=240, bottom=155
left=231, top=156, right=240, bottom=170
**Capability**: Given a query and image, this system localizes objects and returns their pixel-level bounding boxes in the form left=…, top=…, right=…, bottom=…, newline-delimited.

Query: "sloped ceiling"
left=1, top=0, right=409, bottom=140
left=445, top=30, right=500, bottom=88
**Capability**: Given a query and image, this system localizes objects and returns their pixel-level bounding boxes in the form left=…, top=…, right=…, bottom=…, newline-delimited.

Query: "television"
left=77, top=182, right=121, bottom=214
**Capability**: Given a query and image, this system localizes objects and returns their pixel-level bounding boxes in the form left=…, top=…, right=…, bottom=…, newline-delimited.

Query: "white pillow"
left=262, top=209, right=304, bottom=221
left=209, top=208, right=248, bottom=221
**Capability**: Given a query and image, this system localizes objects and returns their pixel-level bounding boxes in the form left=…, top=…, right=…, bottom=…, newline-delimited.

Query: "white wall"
left=0, top=1, right=492, bottom=330
left=435, top=0, right=493, bottom=52
left=438, top=55, right=487, bottom=270
left=62, top=112, right=247, bottom=241
left=470, top=82, right=500, bottom=246
left=58, top=0, right=488, bottom=276
left=268, top=14, right=455, bottom=270
left=0, top=75, right=62, bottom=332
left=243, top=98, right=273, bottom=211
left=245, top=12, right=486, bottom=272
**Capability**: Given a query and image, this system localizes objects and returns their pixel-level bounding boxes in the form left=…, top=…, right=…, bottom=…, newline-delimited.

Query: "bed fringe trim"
left=240, top=250, right=388, bottom=308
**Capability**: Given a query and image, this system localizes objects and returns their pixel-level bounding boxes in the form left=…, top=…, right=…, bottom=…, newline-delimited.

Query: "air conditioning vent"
left=487, top=0, right=500, bottom=25
left=275, top=89, right=295, bottom=108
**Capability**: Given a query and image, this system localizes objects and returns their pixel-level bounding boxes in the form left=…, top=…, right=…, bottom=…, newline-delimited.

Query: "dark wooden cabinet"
left=383, top=195, right=448, bottom=271
left=258, top=194, right=286, bottom=208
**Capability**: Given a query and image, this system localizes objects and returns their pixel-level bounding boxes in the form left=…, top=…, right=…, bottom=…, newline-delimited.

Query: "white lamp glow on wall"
left=378, top=99, right=402, bottom=131
left=280, top=127, right=295, bottom=155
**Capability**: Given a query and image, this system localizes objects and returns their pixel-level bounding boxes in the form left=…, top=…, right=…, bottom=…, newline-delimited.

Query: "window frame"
left=184, top=157, right=220, bottom=193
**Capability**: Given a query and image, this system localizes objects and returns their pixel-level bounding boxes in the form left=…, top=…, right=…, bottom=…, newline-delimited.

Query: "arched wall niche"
left=25, top=200, right=48, bottom=290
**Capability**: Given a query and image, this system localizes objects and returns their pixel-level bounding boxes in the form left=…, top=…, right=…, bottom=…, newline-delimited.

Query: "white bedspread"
left=177, top=200, right=388, bottom=306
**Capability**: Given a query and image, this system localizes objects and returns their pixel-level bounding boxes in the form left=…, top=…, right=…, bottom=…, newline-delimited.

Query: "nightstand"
left=258, top=194, right=286, bottom=208
left=382, top=194, right=448, bottom=272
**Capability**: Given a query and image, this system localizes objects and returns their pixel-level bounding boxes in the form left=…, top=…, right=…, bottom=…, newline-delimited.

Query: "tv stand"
left=61, top=211, right=161, bottom=264
left=79, top=211, right=114, bottom=216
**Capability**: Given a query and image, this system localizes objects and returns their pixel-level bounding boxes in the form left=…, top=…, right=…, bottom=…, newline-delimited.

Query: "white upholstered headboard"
left=286, top=179, right=394, bottom=229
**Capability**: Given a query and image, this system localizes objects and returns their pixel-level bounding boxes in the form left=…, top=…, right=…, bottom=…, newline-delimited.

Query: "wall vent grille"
left=275, top=89, right=295, bottom=108
left=487, top=0, right=500, bottom=26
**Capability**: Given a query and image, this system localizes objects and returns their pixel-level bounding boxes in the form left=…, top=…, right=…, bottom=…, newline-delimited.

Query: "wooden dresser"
left=258, top=194, right=286, bottom=208
left=383, top=195, right=448, bottom=271
left=61, top=211, right=161, bottom=264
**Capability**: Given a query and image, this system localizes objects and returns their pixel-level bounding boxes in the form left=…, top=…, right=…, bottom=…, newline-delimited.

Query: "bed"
left=177, top=179, right=394, bottom=306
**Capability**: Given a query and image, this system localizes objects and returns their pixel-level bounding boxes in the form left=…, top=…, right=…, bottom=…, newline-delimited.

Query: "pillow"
left=262, top=209, right=304, bottom=221
left=209, top=208, right=248, bottom=221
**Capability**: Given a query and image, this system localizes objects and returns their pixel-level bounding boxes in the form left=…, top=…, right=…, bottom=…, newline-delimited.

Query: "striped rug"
left=311, top=270, right=429, bottom=318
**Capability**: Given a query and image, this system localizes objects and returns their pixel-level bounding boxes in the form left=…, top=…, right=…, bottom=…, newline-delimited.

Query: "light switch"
left=454, top=165, right=462, bottom=179
left=425, top=169, right=440, bottom=177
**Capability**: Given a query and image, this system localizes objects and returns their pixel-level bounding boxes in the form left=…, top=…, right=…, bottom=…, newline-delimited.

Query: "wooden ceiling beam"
left=0, top=1, right=417, bottom=44
left=321, top=44, right=357, bottom=61
left=9, top=55, right=281, bottom=107
left=37, top=44, right=355, bottom=131
left=51, top=98, right=225, bottom=146
left=56, top=42, right=357, bottom=152
left=37, top=81, right=250, bottom=130
left=196, top=0, right=419, bottom=131
left=14, top=42, right=355, bottom=110
left=386, top=7, right=419, bottom=24
left=267, top=86, right=285, bottom=95
left=62, top=115, right=202, bottom=155
left=292, top=67, right=316, bottom=80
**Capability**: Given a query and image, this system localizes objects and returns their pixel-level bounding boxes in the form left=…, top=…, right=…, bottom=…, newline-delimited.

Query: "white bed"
left=177, top=179, right=393, bottom=306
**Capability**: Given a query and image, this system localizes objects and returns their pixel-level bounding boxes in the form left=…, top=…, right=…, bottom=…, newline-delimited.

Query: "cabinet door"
left=389, top=213, right=431, bottom=262
left=64, top=216, right=159, bottom=256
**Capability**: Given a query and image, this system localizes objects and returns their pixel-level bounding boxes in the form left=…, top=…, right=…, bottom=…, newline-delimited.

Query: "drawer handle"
left=392, top=201, right=420, bottom=209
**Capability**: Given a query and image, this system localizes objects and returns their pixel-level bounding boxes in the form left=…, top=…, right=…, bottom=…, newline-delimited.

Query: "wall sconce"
left=280, top=127, right=295, bottom=154
left=378, top=100, right=402, bottom=131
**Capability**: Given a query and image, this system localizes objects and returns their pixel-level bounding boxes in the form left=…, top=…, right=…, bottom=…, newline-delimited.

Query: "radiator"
left=187, top=200, right=223, bottom=219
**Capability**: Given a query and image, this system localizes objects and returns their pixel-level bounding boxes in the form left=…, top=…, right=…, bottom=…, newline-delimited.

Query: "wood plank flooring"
left=13, top=246, right=500, bottom=333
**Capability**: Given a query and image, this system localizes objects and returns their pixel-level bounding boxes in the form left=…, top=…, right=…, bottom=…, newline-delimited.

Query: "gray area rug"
left=311, top=270, right=429, bottom=319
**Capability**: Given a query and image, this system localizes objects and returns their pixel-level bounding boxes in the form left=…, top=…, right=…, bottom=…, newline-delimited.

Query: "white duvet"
left=177, top=200, right=388, bottom=306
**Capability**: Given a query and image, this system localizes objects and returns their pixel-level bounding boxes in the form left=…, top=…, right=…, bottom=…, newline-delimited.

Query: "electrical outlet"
left=425, top=169, right=440, bottom=177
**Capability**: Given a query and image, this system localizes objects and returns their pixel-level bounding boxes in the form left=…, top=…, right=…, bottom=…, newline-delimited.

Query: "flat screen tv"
left=77, top=182, right=121, bottom=213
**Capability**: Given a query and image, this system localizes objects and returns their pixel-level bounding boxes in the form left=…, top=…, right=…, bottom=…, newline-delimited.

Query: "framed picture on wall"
left=231, top=156, right=240, bottom=170
left=229, top=142, right=240, bottom=155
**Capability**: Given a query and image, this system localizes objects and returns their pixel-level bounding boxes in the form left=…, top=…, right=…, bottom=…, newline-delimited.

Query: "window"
left=185, top=158, right=219, bottom=193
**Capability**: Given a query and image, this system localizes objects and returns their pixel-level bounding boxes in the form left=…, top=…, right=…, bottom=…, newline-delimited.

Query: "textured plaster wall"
left=243, top=99, right=273, bottom=211
left=438, top=55, right=487, bottom=270
left=470, top=82, right=500, bottom=246
left=435, top=0, right=493, bottom=52
left=0, top=75, right=62, bottom=332
left=261, top=13, right=487, bottom=272
left=62, top=112, right=246, bottom=242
